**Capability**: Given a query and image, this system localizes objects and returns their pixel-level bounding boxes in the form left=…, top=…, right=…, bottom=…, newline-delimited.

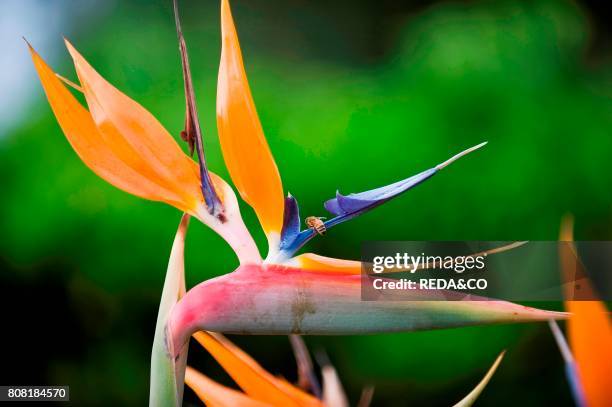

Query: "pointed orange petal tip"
left=31, top=41, right=260, bottom=264
left=62, top=38, right=204, bottom=214
left=217, top=0, right=284, bottom=246
left=29, top=40, right=200, bottom=212
left=28, top=42, right=185, bottom=208
left=185, top=366, right=270, bottom=407
left=559, top=213, right=574, bottom=242
left=192, top=332, right=321, bottom=406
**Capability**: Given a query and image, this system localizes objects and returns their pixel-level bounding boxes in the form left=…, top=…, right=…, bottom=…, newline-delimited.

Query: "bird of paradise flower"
left=28, top=0, right=572, bottom=405
left=160, top=215, right=504, bottom=407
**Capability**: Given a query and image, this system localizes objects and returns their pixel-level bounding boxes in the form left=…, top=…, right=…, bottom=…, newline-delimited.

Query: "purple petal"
left=324, top=168, right=437, bottom=217
left=323, top=142, right=486, bottom=218
left=274, top=142, right=487, bottom=260
left=280, top=194, right=301, bottom=249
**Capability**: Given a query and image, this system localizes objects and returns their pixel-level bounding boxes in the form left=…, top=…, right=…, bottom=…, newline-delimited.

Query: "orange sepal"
left=30, top=41, right=264, bottom=263
left=193, top=332, right=322, bottom=407
left=63, top=39, right=212, bottom=214
left=185, top=366, right=271, bottom=407
left=566, top=301, right=612, bottom=407
left=29, top=43, right=196, bottom=212
left=217, top=0, right=284, bottom=240
left=560, top=216, right=612, bottom=407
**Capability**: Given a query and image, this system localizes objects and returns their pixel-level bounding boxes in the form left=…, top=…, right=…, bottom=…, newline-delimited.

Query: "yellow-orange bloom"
left=29, top=40, right=260, bottom=264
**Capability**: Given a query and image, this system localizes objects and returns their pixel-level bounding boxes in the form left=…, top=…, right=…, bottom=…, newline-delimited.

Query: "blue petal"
left=324, top=167, right=438, bottom=217
left=273, top=142, right=487, bottom=261
left=279, top=194, right=301, bottom=250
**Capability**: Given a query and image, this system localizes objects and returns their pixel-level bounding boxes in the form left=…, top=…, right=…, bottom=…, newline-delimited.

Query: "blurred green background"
left=1, top=0, right=610, bottom=405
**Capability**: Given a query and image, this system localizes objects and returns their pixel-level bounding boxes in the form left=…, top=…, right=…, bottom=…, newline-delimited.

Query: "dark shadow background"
left=1, top=0, right=610, bottom=405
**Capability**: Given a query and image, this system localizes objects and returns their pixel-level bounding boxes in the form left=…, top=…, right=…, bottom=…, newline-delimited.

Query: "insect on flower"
left=305, top=216, right=327, bottom=236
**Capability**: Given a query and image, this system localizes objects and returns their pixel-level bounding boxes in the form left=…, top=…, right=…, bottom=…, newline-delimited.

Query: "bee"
left=305, top=216, right=327, bottom=235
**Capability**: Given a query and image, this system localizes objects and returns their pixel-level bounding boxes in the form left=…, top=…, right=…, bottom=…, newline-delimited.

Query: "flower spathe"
left=166, top=263, right=566, bottom=357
